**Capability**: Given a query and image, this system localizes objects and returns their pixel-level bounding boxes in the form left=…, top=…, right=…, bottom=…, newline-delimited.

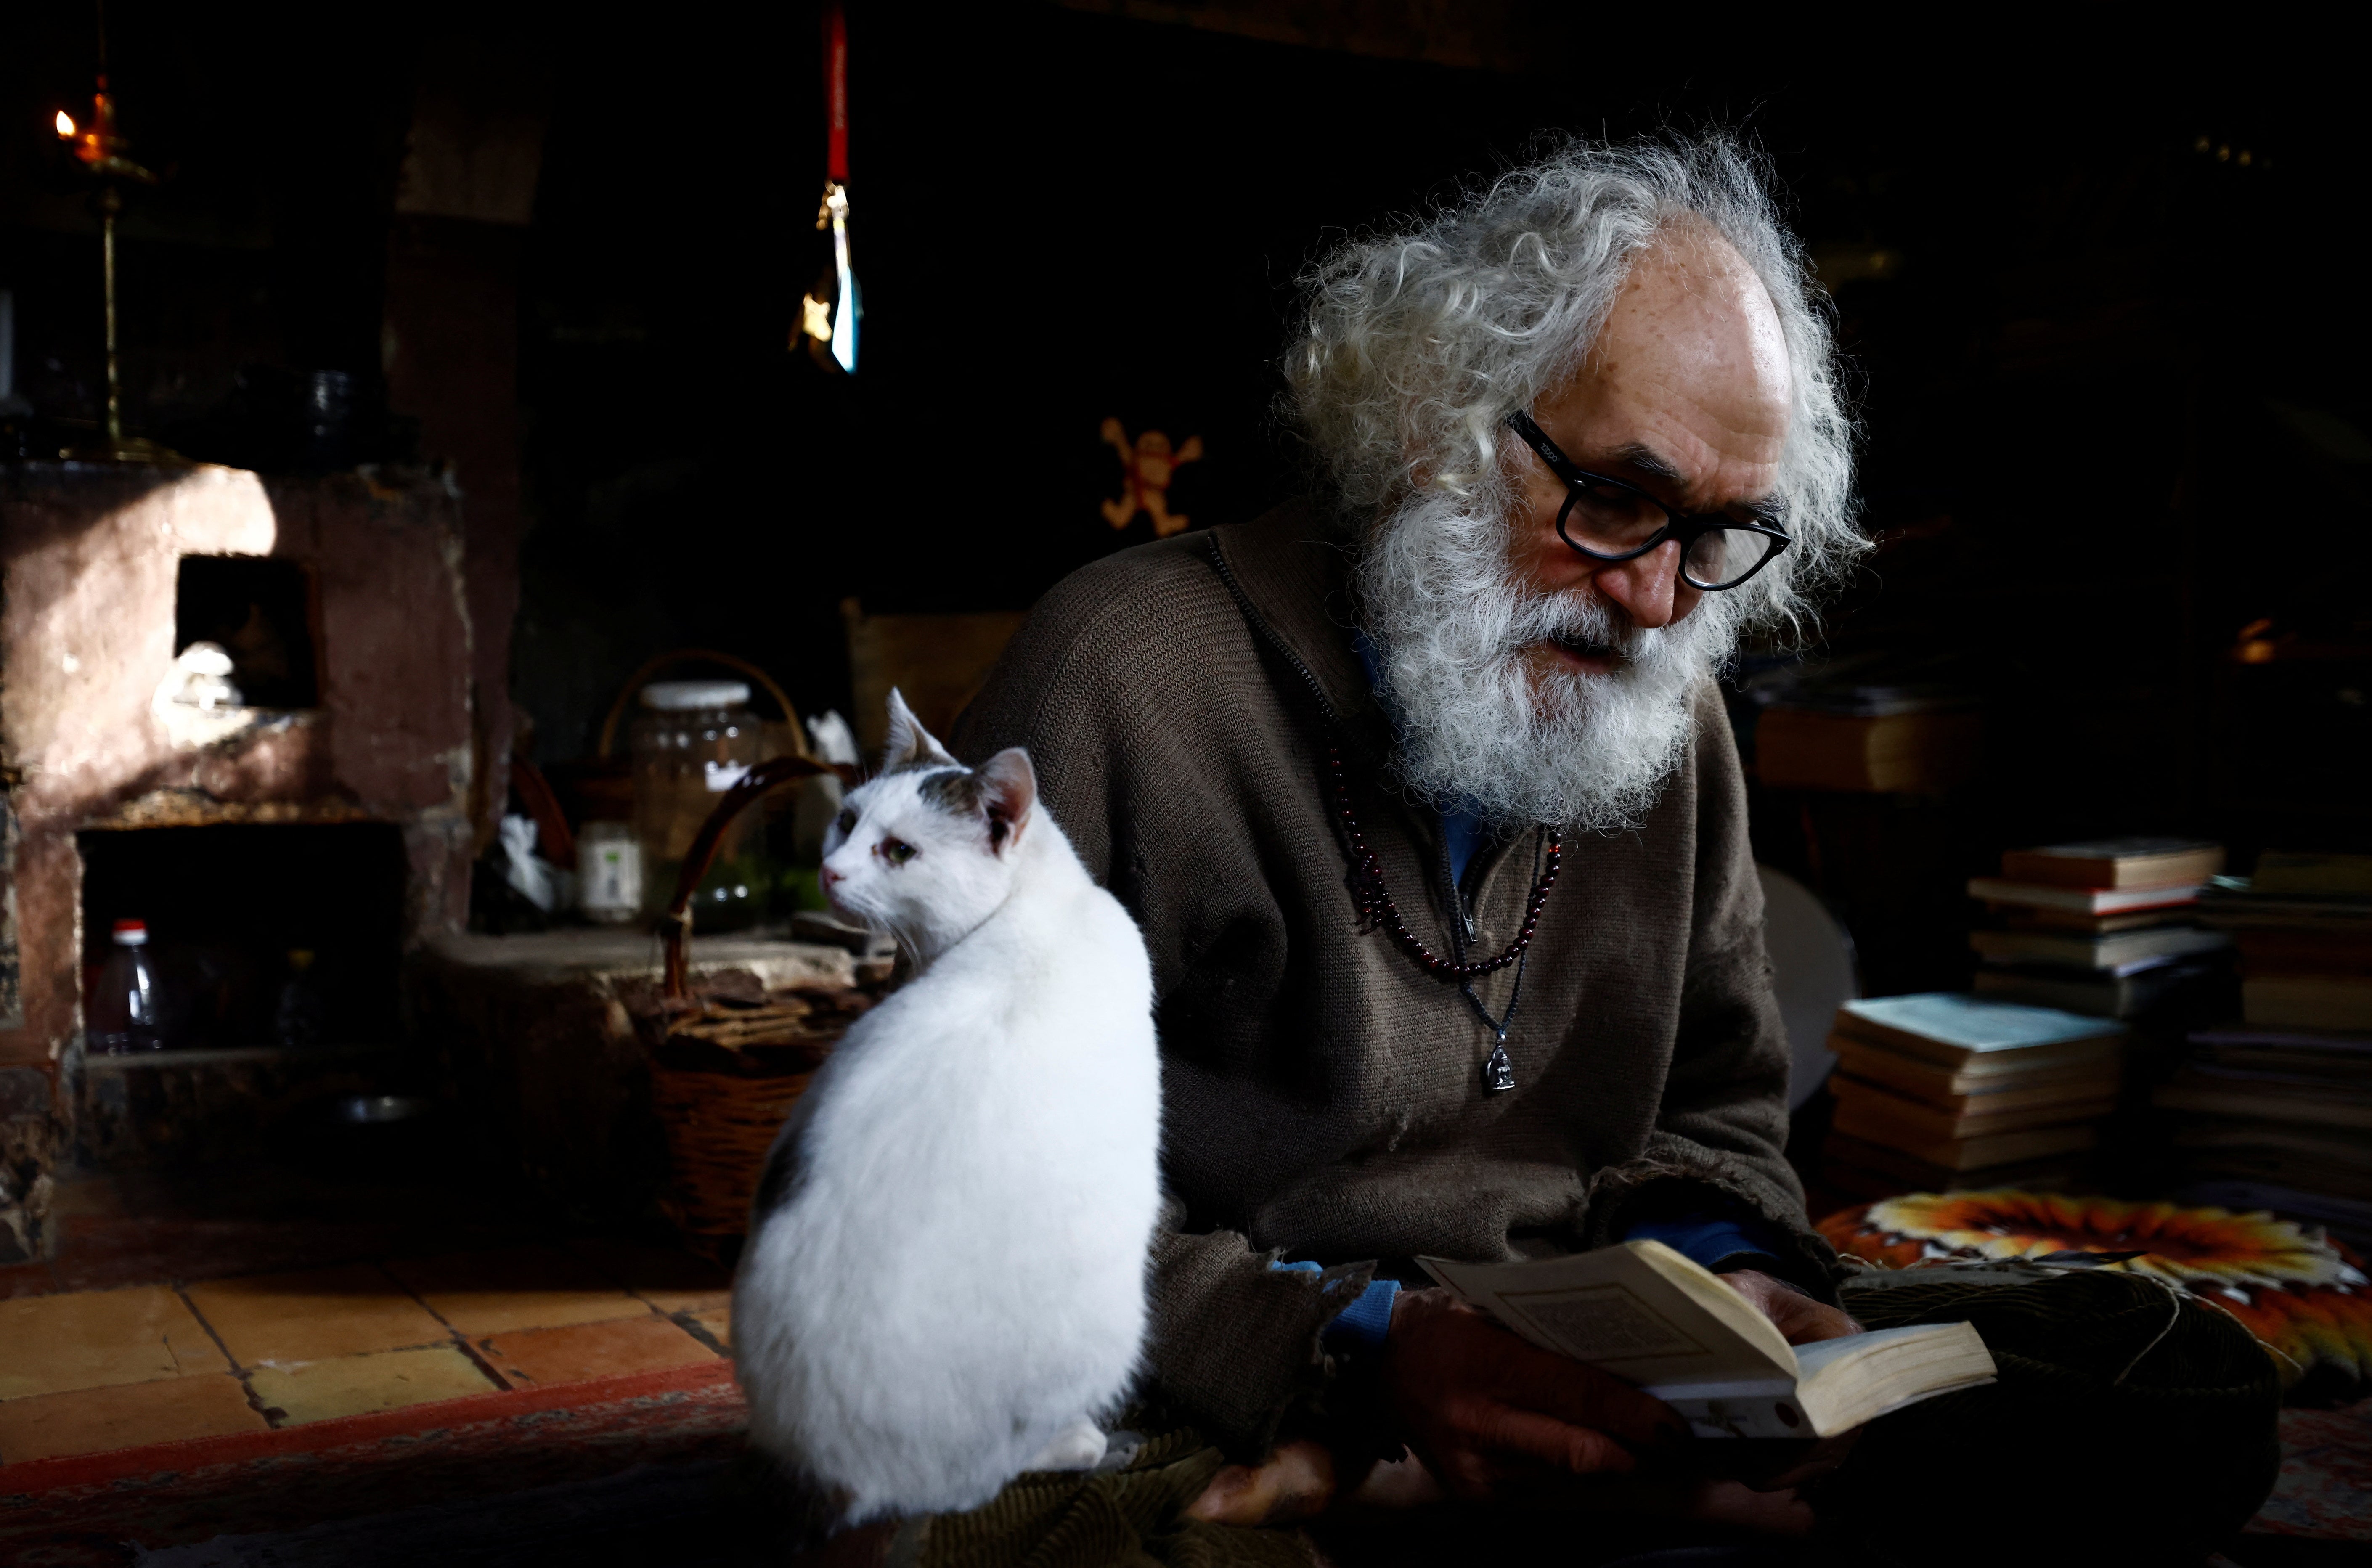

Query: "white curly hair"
left=1281, top=136, right=1863, bottom=829
left=1285, top=133, right=1863, bottom=638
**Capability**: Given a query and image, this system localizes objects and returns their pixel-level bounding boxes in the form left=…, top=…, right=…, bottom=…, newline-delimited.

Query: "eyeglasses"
left=1505, top=410, right=1791, bottom=591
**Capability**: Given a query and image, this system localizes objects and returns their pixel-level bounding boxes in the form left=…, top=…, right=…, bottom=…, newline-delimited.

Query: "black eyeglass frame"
left=1505, top=409, right=1792, bottom=591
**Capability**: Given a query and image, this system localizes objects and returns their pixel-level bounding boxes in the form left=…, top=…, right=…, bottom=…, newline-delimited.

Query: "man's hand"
left=1381, top=1287, right=1687, bottom=1500
left=1719, top=1269, right=1861, bottom=1345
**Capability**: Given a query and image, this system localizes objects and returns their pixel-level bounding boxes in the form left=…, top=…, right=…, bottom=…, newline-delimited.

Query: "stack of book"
left=1744, top=654, right=1982, bottom=795
left=1822, top=993, right=2126, bottom=1199
left=1966, top=838, right=2230, bottom=1018
left=2156, top=853, right=2372, bottom=1248
left=2199, top=851, right=2372, bottom=1033
left=2154, top=1026, right=2372, bottom=1251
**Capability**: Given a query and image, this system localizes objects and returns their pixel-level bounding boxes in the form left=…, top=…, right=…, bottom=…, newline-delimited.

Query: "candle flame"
left=56, top=110, right=76, bottom=138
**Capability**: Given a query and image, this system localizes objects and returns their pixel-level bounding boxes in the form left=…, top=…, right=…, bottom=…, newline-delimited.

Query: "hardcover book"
left=2242, top=977, right=2372, bottom=1032
left=1830, top=1076, right=2115, bottom=1142
left=1831, top=1061, right=2120, bottom=1116
left=1831, top=1039, right=2121, bottom=1098
left=2153, top=1072, right=2372, bottom=1132
left=1968, top=878, right=2203, bottom=916
left=1969, top=925, right=2230, bottom=975
left=2250, top=852, right=2372, bottom=899
left=2233, top=930, right=2372, bottom=977
left=1997, top=838, right=2226, bottom=890
left=1417, top=1242, right=1995, bottom=1440
left=1971, top=963, right=2202, bottom=1020
left=1831, top=994, right=2125, bottom=1068
left=2005, top=907, right=2193, bottom=935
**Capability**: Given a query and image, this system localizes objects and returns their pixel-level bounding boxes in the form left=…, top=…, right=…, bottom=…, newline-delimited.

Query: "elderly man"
left=957, top=138, right=1865, bottom=1505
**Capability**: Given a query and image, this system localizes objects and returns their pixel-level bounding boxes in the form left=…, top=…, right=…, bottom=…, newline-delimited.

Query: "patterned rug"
left=0, top=1361, right=746, bottom=1567
left=2253, top=1400, right=2372, bottom=1543
left=1819, top=1190, right=2372, bottom=1405
left=11, top=1231, right=2368, bottom=1560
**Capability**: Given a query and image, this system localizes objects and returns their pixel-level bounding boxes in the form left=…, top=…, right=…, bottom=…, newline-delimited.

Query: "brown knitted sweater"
left=954, top=500, right=1833, bottom=1453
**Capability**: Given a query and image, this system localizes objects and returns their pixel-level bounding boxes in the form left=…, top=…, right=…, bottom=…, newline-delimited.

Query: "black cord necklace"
left=1325, top=745, right=1561, bottom=1092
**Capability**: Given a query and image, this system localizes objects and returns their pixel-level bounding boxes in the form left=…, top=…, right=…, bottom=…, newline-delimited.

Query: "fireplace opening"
left=77, top=822, right=406, bottom=1054
left=175, top=554, right=320, bottom=710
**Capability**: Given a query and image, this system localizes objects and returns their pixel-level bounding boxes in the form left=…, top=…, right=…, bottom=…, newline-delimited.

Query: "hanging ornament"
left=797, top=3, right=859, bottom=375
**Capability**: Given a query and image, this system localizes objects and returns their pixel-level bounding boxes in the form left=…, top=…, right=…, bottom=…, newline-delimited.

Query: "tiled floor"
left=0, top=1178, right=737, bottom=1467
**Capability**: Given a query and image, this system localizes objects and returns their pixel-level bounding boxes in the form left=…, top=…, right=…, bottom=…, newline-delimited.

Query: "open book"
left=1419, top=1241, right=1995, bottom=1440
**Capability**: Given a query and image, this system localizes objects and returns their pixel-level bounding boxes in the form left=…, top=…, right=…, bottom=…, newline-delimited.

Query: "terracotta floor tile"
left=0, top=1371, right=266, bottom=1463
left=689, top=1306, right=731, bottom=1349
left=247, top=1346, right=500, bottom=1425
left=565, top=1237, right=734, bottom=1314
left=184, top=1263, right=450, bottom=1366
left=0, top=1285, right=229, bottom=1401
left=384, top=1246, right=648, bottom=1336
left=475, top=1314, right=718, bottom=1388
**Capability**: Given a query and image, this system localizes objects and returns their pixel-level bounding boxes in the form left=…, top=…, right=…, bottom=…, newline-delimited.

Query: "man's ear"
left=883, top=688, right=959, bottom=773
left=978, top=747, right=1036, bottom=856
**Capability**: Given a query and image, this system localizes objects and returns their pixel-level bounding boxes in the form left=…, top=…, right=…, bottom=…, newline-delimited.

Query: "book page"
left=1421, top=1243, right=1797, bottom=1385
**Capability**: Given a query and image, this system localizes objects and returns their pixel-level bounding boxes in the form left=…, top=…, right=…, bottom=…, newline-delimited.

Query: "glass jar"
left=631, top=680, right=765, bottom=924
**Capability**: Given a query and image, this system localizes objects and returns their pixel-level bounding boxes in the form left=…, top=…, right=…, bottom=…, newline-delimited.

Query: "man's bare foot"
left=1185, top=1438, right=1337, bottom=1526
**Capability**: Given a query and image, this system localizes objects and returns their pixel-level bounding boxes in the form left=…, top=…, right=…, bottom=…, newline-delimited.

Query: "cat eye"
left=879, top=837, right=917, bottom=866
left=834, top=806, right=857, bottom=836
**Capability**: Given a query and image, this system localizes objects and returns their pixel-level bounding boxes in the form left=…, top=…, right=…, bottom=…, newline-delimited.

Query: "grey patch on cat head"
left=914, top=766, right=982, bottom=814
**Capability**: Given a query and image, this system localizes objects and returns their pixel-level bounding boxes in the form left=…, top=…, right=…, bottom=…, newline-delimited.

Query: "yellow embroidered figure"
left=1099, top=418, right=1203, bottom=537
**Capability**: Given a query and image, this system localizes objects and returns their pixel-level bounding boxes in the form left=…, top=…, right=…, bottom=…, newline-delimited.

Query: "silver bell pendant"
left=1482, top=1037, right=1516, bottom=1094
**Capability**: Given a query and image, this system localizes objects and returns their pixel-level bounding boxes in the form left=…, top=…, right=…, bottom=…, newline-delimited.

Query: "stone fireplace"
left=0, top=462, right=496, bottom=1259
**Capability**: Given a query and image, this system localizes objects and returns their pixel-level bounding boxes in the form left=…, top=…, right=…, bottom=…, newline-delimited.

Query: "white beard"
left=1354, top=485, right=1747, bottom=833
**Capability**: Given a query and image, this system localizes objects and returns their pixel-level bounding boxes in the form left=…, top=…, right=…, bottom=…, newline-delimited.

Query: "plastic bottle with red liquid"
left=89, top=918, right=164, bottom=1054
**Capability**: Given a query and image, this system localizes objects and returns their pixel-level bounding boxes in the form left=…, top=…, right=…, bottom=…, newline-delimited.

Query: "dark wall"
left=512, top=9, right=1616, bottom=762
left=0, top=4, right=418, bottom=437
left=6, top=8, right=2367, bottom=986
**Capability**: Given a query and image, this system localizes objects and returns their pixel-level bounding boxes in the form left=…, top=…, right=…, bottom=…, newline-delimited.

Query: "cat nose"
left=820, top=865, right=844, bottom=892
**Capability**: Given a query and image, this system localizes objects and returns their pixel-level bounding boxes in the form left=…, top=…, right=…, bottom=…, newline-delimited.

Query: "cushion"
left=1819, top=1190, right=2372, bottom=1404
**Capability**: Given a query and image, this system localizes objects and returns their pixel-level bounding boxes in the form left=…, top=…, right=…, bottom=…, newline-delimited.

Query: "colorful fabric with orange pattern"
left=1818, top=1189, right=2372, bottom=1404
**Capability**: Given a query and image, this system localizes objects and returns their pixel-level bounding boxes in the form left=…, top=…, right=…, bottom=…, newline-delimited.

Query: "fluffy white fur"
left=1356, top=481, right=1746, bottom=832
left=732, top=691, right=1162, bottom=1524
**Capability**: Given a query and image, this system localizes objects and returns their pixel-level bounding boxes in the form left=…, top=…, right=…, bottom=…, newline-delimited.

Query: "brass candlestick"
left=53, top=34, right=180, bottom=464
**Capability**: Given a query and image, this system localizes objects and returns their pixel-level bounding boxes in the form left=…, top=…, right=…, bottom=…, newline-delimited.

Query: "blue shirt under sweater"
left=1291, top=636, right=1784, bottom=1354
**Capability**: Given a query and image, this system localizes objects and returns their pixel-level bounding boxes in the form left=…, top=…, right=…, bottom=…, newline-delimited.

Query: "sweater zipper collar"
left=1209, top=529, right=1518, bottom=938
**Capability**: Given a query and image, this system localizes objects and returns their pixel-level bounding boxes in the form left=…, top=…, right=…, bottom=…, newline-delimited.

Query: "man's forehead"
left=1540, top=232, right=1792, bottom=507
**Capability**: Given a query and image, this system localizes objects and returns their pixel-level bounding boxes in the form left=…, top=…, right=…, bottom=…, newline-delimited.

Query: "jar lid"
left=640, top=680, right=750, bottom=711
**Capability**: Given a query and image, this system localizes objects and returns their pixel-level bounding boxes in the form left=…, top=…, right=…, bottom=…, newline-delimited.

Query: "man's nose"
left=1591, top=540, right=1682, bottom=630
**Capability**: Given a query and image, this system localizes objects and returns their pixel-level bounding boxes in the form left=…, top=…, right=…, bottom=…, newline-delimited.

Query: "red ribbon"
left=824, top=3, right=849, bottom=183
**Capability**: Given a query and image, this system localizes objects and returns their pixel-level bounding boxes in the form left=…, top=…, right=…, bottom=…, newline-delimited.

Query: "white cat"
left=732, top=690, right=1163, bottom=1525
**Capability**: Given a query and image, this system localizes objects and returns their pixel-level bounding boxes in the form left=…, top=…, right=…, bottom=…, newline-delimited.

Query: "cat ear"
left=882, top=688, right=958, bottom=773
left=978, top=747, right=1036, bottom=856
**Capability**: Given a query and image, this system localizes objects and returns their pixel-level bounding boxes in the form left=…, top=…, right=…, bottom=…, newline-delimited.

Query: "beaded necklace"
left=1325, top=745, right=1562, bottom=1092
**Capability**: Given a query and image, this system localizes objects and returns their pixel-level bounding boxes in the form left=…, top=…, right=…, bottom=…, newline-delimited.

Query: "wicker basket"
left=637, top=988, right=872, bottom=1250
left=635, top=753, right=872, bottom=1255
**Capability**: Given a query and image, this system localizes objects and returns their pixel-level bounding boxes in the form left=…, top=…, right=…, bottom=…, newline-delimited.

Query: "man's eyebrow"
left=1606, top=442, right=1686, bottom=485
left=1607, top=442, right=1784, bottom=521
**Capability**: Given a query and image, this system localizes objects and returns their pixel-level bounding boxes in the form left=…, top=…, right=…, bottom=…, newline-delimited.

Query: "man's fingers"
left=1723, top=1269, right=1862, bottom=1346
left=1469, top=1403, right=1641, bottom=1476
